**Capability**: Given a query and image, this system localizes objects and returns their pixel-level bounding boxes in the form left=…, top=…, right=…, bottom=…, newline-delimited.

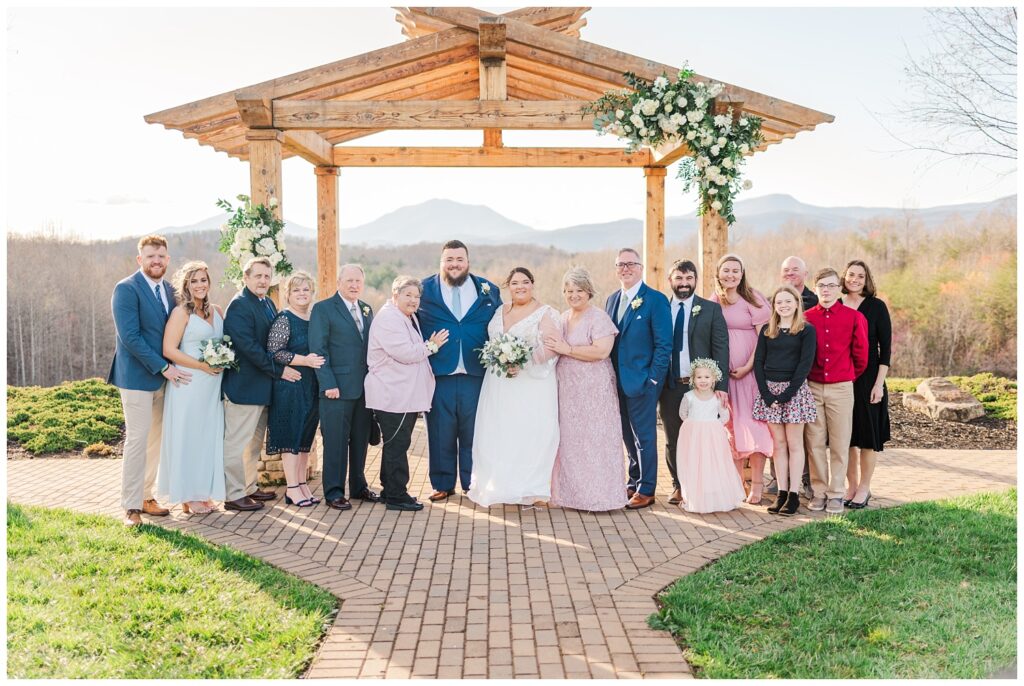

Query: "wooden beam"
left=479, top=15, right=507, bottom=152
left=331, top=146, right=651, bottom=167
left=643, top=167, right=667, bottom=293
left=478, top=17, right=507, bottom=62
left=282, top=131, right=334, bottom=166
left=396, top=7, right=591, bottom=40
left=247, top=130, right=283, bottom=210
left=483, top=130, right=503, bottom=147
left=273, top=99, right=595, bottom=130
left=235, top=93, right=273, bottom=128
left=699, top=209, right=729, bottom=298
left=315, top=166, right=339, bottom=302
left=649, top=139, right=692, bottom=167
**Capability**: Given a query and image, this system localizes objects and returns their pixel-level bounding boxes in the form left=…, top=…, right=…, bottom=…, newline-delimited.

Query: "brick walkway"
left=7, top=428, right=1015, bottom=679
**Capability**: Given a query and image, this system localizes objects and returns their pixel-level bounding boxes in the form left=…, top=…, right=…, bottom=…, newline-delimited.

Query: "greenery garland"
left=216, top=195, right=293, bottom=288
left=585, top=64, right=763, bottom=225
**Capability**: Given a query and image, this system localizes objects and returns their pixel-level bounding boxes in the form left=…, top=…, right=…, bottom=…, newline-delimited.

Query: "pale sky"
left=5, top=4, right=1018, bottom=240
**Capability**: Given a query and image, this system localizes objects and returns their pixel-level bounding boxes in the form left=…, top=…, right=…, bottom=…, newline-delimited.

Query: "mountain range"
left=159, top=193, right=1015, bottom=253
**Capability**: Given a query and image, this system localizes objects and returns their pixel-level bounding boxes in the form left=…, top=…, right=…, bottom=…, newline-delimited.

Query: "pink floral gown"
left=550, top=306, right=629, bottom=511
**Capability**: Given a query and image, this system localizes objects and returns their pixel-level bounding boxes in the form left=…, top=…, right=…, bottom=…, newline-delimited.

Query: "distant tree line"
left=6, top=207, right=1015, bottom=387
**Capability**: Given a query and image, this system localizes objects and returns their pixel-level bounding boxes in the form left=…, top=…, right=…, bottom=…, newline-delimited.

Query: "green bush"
left=7, top=379, right=125, bottom=454
left=886, top=373, right=1016, bottom=421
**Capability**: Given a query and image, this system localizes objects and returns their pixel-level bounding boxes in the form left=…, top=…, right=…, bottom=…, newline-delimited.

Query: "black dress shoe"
left=326, top=498, right=352, bottom=511
left=224, top=497, right=263, bottom=511
left=249, top=489, right=277, bottom=501
left=385, top=500, right=424, bottom=512
left=353, top=489, right=380, bottom=503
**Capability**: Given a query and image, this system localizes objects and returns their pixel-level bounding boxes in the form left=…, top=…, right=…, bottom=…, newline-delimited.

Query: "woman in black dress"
left=266, top=270, right=325, bottom=508
left=840, top=260, right=891, bottom=509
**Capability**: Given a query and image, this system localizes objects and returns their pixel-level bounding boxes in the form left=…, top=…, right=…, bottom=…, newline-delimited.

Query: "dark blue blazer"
left=309, top=293, right=372, bottom=401
left=222, top=287, right=281, bottom=406
left=605, top=282, right=673, bottom=398
left=417, top=273, right=501, bottom=377
left=108, top=270, right=175, bottom=392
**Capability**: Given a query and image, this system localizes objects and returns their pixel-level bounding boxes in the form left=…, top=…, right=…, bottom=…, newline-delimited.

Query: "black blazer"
left=309, top=293, right=372, bottom=401
left=222, top=287, right=281, bottom=405
left=672, top=295, right=730, bottom=393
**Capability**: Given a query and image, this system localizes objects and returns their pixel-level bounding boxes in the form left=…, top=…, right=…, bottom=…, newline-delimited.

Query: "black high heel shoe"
left=284, top=484, right=314, bottom=508
left=298, top=481, right=321, bottom=504
left=848, top=491, right=871, bottom=510
left=767, top=491, right=788, bottom=514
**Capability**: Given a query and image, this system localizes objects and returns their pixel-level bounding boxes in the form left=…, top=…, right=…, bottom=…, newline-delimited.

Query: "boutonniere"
left=362, top=305, right=371, bottom=317
left=481, top=282, right=491, bottom=295
left=691, top=304, right=702, bottom=317
left=631, top=297, right=643, bottom=310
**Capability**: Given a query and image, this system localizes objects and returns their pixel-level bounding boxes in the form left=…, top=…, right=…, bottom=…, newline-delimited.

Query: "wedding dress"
left=467, top=304, right=561, bottom=507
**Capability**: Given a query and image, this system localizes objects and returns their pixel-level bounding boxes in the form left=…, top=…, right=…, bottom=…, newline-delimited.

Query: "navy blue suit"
left=108, top=271, right=174, bottom=391
left=605, top=282, right=672, bottom=497
left=222, top=287, right=281, bottom=405
left=417, top=273, right=501, bottom=492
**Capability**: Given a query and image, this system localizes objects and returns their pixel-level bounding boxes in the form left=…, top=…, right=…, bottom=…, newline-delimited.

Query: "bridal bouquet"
left=198, top=335, right=239, bottom=371
left=478, top=334, right=532, bottom=378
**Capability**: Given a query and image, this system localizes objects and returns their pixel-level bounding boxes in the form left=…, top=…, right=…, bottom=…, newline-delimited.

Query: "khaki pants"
left=806, top=380, right=854, bottom=500
left=119, top=386, right=164, bottom=511
left=223, top=400, right=267, bottom=502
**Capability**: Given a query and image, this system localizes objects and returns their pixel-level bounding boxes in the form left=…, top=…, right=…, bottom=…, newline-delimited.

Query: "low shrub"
left=7, top=379, right=124, bottom=454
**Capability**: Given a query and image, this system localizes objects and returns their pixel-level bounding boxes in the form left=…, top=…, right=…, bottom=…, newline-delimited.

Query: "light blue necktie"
left=155, top=284, right=167, bottom=314
left=451, top=284, right=463, bottom=320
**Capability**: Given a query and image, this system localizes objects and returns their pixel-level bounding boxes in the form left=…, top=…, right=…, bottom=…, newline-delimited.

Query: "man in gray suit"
left=658, top=259, right=730, bottom=505
left=309, top=263, right=379, bottom=511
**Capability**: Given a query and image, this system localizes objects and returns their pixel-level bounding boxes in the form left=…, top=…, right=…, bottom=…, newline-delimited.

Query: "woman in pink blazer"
left=365, top=276, right=449, bottom=511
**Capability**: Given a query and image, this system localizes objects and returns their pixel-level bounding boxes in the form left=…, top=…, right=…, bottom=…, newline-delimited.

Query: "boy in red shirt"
left=803, top=267, right=869, bottom=514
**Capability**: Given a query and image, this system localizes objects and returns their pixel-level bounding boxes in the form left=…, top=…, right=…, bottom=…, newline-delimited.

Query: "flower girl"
left=677, top=358, right=747, bottom=514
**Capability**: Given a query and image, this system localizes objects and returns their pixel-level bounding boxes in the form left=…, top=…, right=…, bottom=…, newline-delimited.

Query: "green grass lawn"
left=7, top=504, right=338, bottom=678
left=649, top=489, right=1017, bottom=679
left=888, top=372, right=1017, bottom=420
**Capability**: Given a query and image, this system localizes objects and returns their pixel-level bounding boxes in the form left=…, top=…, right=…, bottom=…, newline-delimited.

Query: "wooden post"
left=479, top=15, right=506, bottom=149
left=246, top=129, right=284, bottom=308
left=700, top=208, right=729, bottom=298
left=643, top=167, right=667, bottom=293
left=315, top=166, right=339, bottom=302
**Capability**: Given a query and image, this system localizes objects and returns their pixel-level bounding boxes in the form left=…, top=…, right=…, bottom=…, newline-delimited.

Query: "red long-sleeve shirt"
left=804, top=301, right=869, bottom=384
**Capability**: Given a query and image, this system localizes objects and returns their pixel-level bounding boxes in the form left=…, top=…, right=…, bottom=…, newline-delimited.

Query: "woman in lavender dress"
left=544, top=267, right=628, bottom=512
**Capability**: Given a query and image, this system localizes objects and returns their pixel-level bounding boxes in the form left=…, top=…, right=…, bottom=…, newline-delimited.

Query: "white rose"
left=708, top=83, right=724, bottom=97
left=638, top=127, right=648, bottom=137
left=711, top=200, right=723, bottom=211
left=670, top=113, right=685, bottom=125
left=694, top=96, right=706, bottom=108
left=658, top=118, right=677, bottom=133
left=632, top=103, right=641, bottom=115
left=686, top=110, right=702, bottom=124
left=676, top=96, right=688, bottom=108
left=270, top=251, right=283, bottom=266
left=696, top=155, right=710, bottom=168
left=722, top=158, right=734, bottom=169
left=743, top=179, right=753, bottom=190
left=615, top=109, right=625, bottom=119
left=717, top=137, right=727, bottom=146
left=500, top=343, right=514, bottom=355
left=739, top=143, right=750, bottom=154
left=686, top=130, right=696, bottom=140
left=663, top=103, right=673, bottom=114
left=653, top=76, right=669, bottom=91
left=640, top=99, right=659, bottom=116
left=710, top=145, right=720, bottom=156
left=714, top=114, right=730, bottom=127
left=708, top=187, right=718, bottom=195
left=498, top=353, right=508, bottom=364
left=257, top=237, right=275, bottom=255
left=629, top=113, right=644, bottom=128
left=707, top=165, right=720, bottom=177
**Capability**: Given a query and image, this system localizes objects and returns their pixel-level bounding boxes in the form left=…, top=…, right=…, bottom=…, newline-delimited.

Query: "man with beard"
left=108, top=235, right=191, bottom=526
left=657, top=259, right=730, bottom=506
left=417, top=240, right=501, bottom=502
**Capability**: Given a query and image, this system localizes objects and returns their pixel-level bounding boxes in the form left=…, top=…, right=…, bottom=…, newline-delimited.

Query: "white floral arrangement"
left=198, top=335, right=239, bottom=371
left=585, top=64, right=763, bottom=225
left=478, top=333, right=532, bottom=379
left=216, top=194, right=293, bottom=287
left=688, top=357, right=723, bottom=383
left=631, top=297, right=644, bottom=310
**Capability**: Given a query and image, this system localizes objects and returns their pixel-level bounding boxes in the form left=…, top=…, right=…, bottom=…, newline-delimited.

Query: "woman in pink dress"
left=709, top=253, right=774, bottom=504
left=543, top=267, right=628, bottom=512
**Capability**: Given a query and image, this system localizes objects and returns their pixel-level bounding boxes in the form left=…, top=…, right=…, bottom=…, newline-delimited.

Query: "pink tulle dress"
left=676, top=391, right=746, bottom=514
left=710, top=291, right=774, bottom=460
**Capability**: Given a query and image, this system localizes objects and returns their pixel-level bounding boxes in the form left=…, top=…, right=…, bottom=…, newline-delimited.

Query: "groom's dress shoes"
left=142, top=499, right=170, bottom=516
left=326, top=498, right=352, bottom=511
left=626, top=493, right=655, bottom=510
left=224, top=496, right=263, bottom=511
left=353, top=489, right=380, bottom=503
left=429, top=490, right=455, bottom=502
left=123, top=510, right=143, bottom=527
left=626, top=487, right=637, bottom=499
left=249, top=489, right=277, bottom=502
left=668, top=489, right=683, bottom=505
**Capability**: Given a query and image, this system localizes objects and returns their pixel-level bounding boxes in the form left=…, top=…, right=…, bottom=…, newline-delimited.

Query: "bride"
left=467, top=267, right=563, bottom=507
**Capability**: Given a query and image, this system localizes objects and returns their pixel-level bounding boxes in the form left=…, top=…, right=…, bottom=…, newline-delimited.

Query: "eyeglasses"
left=615, top=262, right=642, bottom=270
left=816, top=282, right=841, bottom=290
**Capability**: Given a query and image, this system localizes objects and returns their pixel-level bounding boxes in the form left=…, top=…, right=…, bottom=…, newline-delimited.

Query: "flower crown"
left=688, top=357, right=723, bottom=383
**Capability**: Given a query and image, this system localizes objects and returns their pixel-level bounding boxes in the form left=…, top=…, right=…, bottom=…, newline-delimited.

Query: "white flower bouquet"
left=198, top=335, right=239, bottom=371
left=478, top=333, right=532, bottom=378
left=216, top=194, right=293, bottom=288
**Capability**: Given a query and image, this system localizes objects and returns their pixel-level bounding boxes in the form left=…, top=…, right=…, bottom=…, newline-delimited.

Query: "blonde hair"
left=562, top=266, right=596, bottom=299
left=172, top=260, right=212, bottom=319
left=765, top=285, right=807, bottom=339
left=243, top=256, right=273, bottom=277
left=714, top=253, right=762, bottom=307
left=282, top=270, right=315, bottom=307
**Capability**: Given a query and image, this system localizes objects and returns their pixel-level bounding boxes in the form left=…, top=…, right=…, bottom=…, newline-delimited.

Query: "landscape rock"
left=902, top=377, right=986, bottom=422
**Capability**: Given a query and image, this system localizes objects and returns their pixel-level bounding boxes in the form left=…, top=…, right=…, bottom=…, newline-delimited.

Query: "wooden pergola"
left=146, top=6, right=833, bottom=298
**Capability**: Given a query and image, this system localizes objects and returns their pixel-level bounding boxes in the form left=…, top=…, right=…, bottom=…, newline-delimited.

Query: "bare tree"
left=897, top=7, right=1017, bottom=165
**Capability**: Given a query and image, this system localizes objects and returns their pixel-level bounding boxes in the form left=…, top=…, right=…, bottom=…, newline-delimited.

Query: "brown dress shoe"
left=123, top=510, right=142, bottom=527
left=668, top=489, right=683, bottom=505
left=326, top=497, right=352, bottom=511
left=249, top=489, right=277, bottom=501
left=627, top=487, right=637, bottom=499
left=224, top=496, right=263, bottom=511
left=142, top=499, right=170, bottom=516
left=428, top=490, right=455, bottom=502
left=625, top=493, right=655, bottom=510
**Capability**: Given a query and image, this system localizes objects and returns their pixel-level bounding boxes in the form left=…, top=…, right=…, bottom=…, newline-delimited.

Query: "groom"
left=417, top=240, right=501, bottom=502
left=606, top=248, right=672, bottom=510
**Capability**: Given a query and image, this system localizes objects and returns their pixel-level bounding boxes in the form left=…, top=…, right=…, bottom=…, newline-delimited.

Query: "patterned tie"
left=155, top=284, right=167, bottom=315
left=451, top=284, right=463, bottom=320
left=617, top=290, right=629, bottom=323
left=260, top=298, right=275, bottom=322
left=350, top=302, right=364, bottom=337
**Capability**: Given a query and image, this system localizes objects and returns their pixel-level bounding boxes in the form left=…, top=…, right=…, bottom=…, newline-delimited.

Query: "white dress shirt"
left=671, top=294, right=695, bottom=379
left=140, top=270, right=169, bottom=312
left=440, top=278, right=479, bottom=374
left=341, top=294, right=364, bottom=330
left=617, top=281, right=644, bottom=322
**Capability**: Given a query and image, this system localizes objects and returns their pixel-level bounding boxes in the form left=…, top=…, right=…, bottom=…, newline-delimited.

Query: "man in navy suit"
left=222, top=256, right=302, bottom=511
left=108, top=235, right=191, bottom=526
left=417, top=240, right=501, bottom=502
left=605, top=248, right=672, bottom=509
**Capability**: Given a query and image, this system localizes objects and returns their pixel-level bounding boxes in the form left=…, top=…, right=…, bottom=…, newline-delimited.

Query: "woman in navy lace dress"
left=266, top=271, right=325, bottom=508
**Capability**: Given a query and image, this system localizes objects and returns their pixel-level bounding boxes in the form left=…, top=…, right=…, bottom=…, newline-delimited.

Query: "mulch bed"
left=888, top=392, right=1017, bottom=450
